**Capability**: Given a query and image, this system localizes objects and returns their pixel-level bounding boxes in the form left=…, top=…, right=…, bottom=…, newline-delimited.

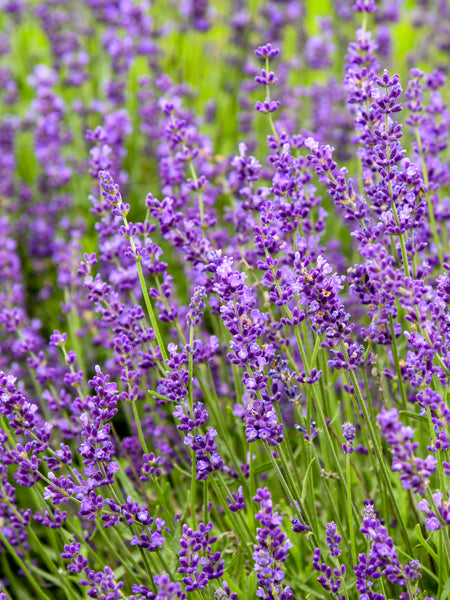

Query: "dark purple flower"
left=140, top=453, right=163, bottom=481
left=255, top=44, right=279, bottom=59
left=360, top=501, right=420, bottom=587
left=226, top=486, right=245, bottom=512
left=214, top=581, right=237, bottom=600
left=378, top=408, right=437, bottom=494
left=186, top=286, right=207, bottom=327
left=417, top=492, right=450, bottom=531
left=184, top=428, right=224, bottom=480
left=79, top=565, right=123, bottom=599
left=178, top=522, right=224, bottom=591
left=342, top=422, right=356, bottom=454
left=253, top=488, right=293, bottom=600
left=244, top=400, right=284, bottom=447
left=325, top=521, right=342, bottom=557
left=130, top=516, right=166, bottom=551
left=312, top=548, right=345, bottom=599
left=61, top=542, right=88, bottom=573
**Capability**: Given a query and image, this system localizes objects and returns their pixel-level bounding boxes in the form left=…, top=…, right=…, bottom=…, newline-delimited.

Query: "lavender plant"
left=1, top=1, right=450, bottom=599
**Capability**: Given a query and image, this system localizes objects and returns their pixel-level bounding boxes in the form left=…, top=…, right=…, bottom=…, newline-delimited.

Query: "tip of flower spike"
left=98, top=169, right=113, bottom=184
left=352, top=0, right=378, bottom=13
left=255, top=43, right=279, bottom=59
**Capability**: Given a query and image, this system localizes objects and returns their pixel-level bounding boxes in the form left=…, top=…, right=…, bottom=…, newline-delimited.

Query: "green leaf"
left=253, top=461, right=272, bottom=476
left=415, top=524, right=438, bottom=561
left=440, top=577, right=450, bottom=600
left=399, top=410, right=427, bottom=423
left=301, top=457, right=316, bottom=503
left=246, top=573, right=257, bottom=598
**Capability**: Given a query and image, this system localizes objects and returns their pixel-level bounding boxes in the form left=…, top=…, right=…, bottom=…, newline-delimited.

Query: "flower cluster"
left=253, top=487, right=293, bottom=600
left=1, top=1, right=450, bottom=599
left=378, top=408, right=437, bottom=494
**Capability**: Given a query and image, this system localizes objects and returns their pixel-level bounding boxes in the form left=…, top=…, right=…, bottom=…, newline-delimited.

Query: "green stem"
left=343, top=344, right=413, bottom=554
left=203, top=480, right=208, bottom=525
left=200, top=364, right=249, bottom=496
left=264, top=56, right=279, bottom=144
left=427, top=489, right=450, bottom=570
left=210, top=476, right=253, bottom=558
left=27, top=527, right=79, bottom=600
left=391, top=203, right=411, bottom=279
left=132, top=400, right=149, bottom=455
left=215, top=472, right=254, bottom=544
left=123, top=215, right=168, bottom=361
left=263, top=441, right=317, bottom=549
left=415, top=127, right=443, bottom=266
left=191, top=454, right=197, bottom=529
left=388, top=313, right=407, bottom=410
left=347, top=453, right=357, bottom=566
left=188, top=326, right=195, bottom=412
left=0, top=530, right=53, bottom=600
left=248, top=443, right=255, bottom=527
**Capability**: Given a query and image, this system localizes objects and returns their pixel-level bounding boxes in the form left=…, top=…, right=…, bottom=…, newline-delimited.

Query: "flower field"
left=2, top=1, right=450, bottom=598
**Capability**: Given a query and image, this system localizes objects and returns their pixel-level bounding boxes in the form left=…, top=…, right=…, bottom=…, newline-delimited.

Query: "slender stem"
left=427, top=490, right=450, bottom=570
left=191, top=454, right=197, bottom=529
left=388, top=313, right=407, bottom=410
left=264, top=56, right=279, bottom=144
left=263, top=441, right=317, bottom=550
left=248, top=443, right=255, bottom=526
left=0, top=530, right=53, bottom=600
left=123, top=215, right=167, bottom=361
left=188, top=326, right=195, bottom=412
left=203, top=480, right=208, bottom=525
left=200, top=364, right=249, bottom=496
left=187, top=324, right=197, bottom=528
left=415, top=127, right=443, bottom=266
left=210, top=476, right=253, bottom=558
left=343, top=344, right=413, bottom=554
left=391, top=203, right=411, bottom=279
left=132, top=400, right=149, bottom=455
left=346, top=453, right=357, bottom=565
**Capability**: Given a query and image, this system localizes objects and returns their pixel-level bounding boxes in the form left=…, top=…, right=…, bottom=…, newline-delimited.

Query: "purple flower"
left=186, top=286, right=207, bottom=327
left=354, top=552, right=385, bottom=600
left=244, top=400, right=284, bottom=447
left=255, top=99, right=281, bottom=114
left=353, top=0, right=378, bottom=13
left=49, top=330, right=67, bottom=347
left=131, top=516, right=166, bottom=551
left=0, top=373, right=39, bottom=435
left=417, top=492, right=450, bottom=531
left=416, top=388, right=450, bottom=452
left=325, top=521, right=342, bottom=557
left=178, top=522, right=224, bottom=591
left=312, top=548, right=345, bottom=599
left=79, top=565, right=123, bottom=599
left=305, top=27, right=334, bottom=70
left=253, top=488, right=293, bottom=600
left=184, top=428, right=224, bottom=480
left=342, top=422, right=356, bottom=454
left=173, top=401, right=208, bottom=432
left=214, top=581, right=237, bottom=599
left=179, top=0, right=211, bottom=32
left=61, top=542, right=88, bottom=573
left=226, top=486, right=245, bottom=512
left=378, top=408, right=437, bottom=494
left=360, top=501, right=421, bottom=588
left=255, top=44, right=279, bottom=59
left=132, top=573, right=186, bottom=599
left=34, top=507, right=67, bottom=529
left=140, top=453, right=163, bottom=481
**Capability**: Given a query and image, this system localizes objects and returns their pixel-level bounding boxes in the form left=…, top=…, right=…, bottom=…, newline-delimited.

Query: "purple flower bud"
left=255, top=44, right=279, bottom=59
